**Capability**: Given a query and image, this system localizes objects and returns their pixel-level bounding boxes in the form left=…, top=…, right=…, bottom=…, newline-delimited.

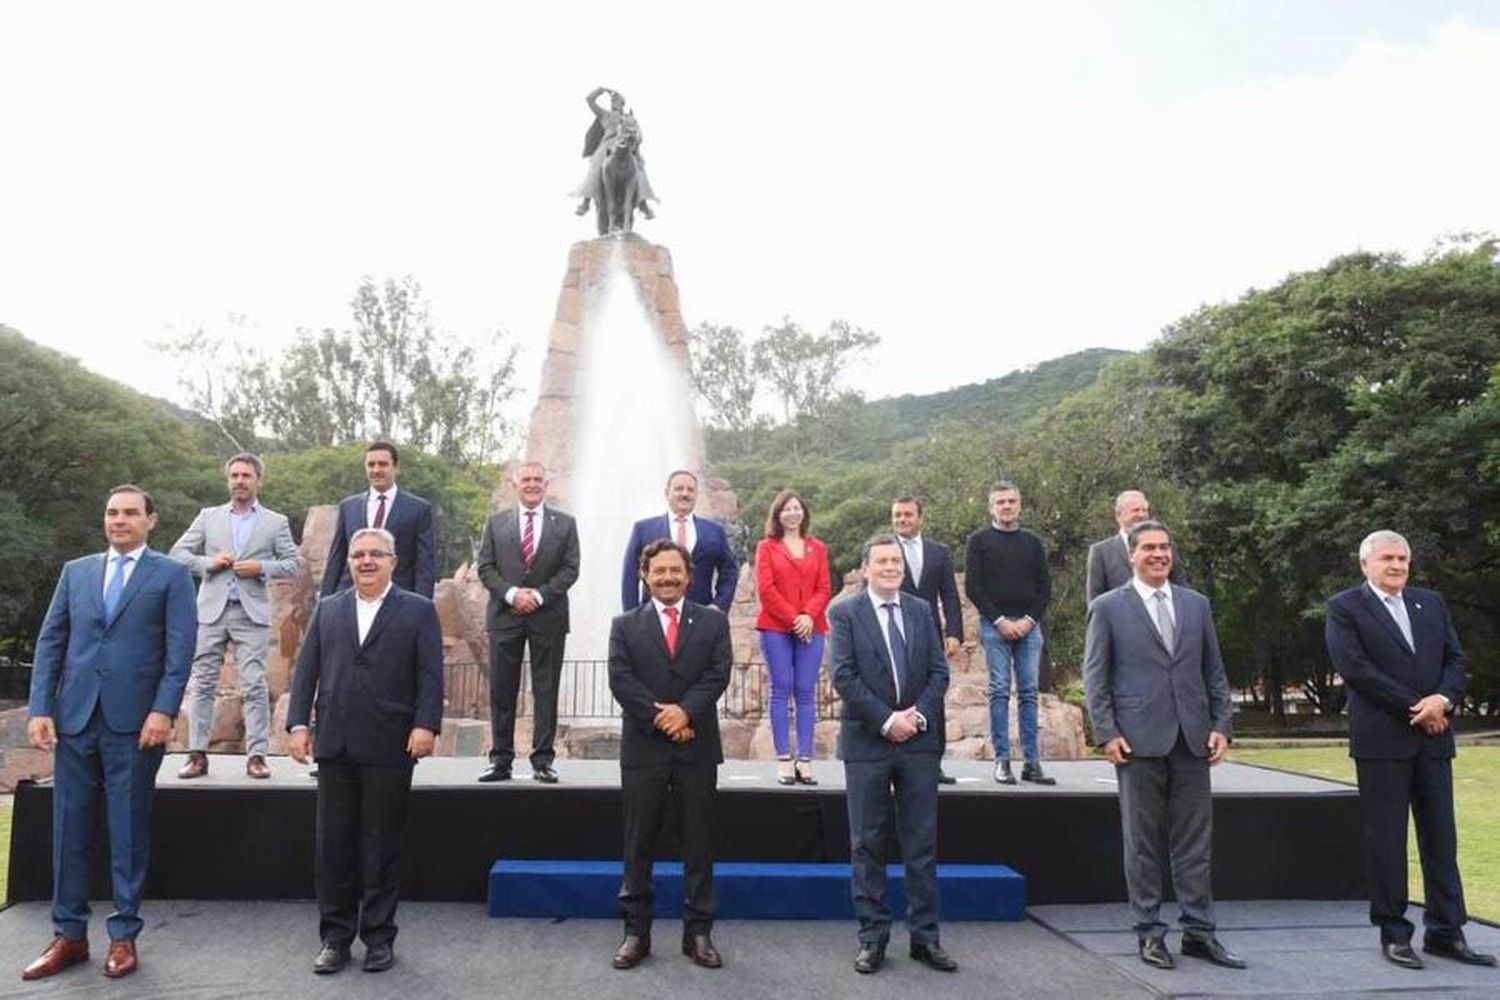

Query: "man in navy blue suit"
left=24, top=484, right=196, bottom=981
left=1325, top=529, right=1495, bottom=971
left=288, top=527, right=444, bottom=975
left=831, top=533, right=955, bottom=975
left=621, top=470, right=738, bottom=613
left=321, top=441, right=436, bottom=599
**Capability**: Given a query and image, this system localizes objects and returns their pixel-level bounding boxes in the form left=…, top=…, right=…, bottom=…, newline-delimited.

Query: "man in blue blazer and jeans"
left=24, top=484, right=196, bottom=981
left=1325, top=529, right=1495, bottom=970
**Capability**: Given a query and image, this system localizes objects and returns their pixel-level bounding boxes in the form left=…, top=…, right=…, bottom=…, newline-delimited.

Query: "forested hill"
left=704, top=347, right=1127, bottom=464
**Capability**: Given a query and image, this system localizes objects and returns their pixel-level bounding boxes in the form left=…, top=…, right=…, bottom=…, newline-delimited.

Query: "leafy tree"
left=688, top=322, right=762, bottom=437
left=752, top=317, right=880, bottom=426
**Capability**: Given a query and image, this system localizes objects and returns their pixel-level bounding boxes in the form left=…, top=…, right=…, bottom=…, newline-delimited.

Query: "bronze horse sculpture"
left=596, top=115, right=646, bottom=236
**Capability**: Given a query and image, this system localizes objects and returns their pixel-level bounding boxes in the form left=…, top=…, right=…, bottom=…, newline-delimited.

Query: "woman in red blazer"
left=754, top=489, right=832, bottom=785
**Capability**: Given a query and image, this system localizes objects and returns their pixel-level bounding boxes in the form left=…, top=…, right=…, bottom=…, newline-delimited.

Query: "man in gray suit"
left=172, top=453, right=302, bottom=779
left=1082, top=520, right=1243, bottom=971
left=1085, top=490, right=1188, bottom=604
left=476, top=461, right=581, bottom=784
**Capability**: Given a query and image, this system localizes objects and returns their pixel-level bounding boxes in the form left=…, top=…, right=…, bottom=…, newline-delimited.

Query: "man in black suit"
left=321, top=441, right=436, bottom=598
left=1085, top=490, right=1183, bottom=604
left=607, top=539, right=732, bottom=971
left=892, top=495, right=963, bottom=784
left=1325, top=529, right=1495, bottom=970
left=288, top=527, right=444, bottom=975
left=830, top=533, right=955, bottom=975
left=476, top=461, right=581, bottom=783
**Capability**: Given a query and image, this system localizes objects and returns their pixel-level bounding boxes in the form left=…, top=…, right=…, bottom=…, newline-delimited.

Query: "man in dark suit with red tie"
left=607, top=539, right=732, bottom=970
left=1325, top=529, right=1495, bottom=970
left=476, top=460, right=581, bottom=783
left=321, top=442, right=436, bottom=599
left=288, top=527, right=444, bottom=975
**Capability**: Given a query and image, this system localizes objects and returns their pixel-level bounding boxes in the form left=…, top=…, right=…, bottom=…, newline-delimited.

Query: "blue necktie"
left=103, top=554, right=129, bottom=621
left=882, top=601, right=908, bottom=701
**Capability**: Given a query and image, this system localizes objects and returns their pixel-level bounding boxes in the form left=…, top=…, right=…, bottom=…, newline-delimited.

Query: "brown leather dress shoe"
left=683, top=931, right=722, bottom=968
left=21, top=936, right=88, bottom=980
left=246, top=755, right=271, bottom=779
left=612, top=935, right=650, bottom=970
left=178, top=751, right=208, bottom=779
left=103, top=939, right=137, bottom=978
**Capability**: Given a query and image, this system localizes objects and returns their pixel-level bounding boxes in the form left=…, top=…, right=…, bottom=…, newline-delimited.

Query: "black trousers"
left=488, top=628, right=565, bottom=768
left=1355, top=755, right=1466, bottom=945
left=844, top=751, right=940, bottom=947
left=618, top=762, right=717, bottom=937
left=315, top=758, right=414, bottom=948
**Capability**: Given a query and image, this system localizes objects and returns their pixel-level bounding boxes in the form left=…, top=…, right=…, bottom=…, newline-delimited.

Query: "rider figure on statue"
left=572, top=86, right=658, bottom=220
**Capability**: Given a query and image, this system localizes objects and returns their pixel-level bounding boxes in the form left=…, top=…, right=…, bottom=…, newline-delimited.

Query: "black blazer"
left=1325, top=584, right=1465, bottom=760
left=287, top=586, right=445, bottom=765
left=899, top=537, right=964, bottom=642
left=321, top=490, right=437, bottom=599
left=830, top=590, right=949, bottom=762
left=477, top=506, right=581, bottom=635
left=607, top=601, right=731, bottom=767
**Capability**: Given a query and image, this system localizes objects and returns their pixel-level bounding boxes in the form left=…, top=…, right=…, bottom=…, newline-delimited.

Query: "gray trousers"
left=186, top=601, right=271, bottom=757
left=1115, top=731, right=1216, bottom=941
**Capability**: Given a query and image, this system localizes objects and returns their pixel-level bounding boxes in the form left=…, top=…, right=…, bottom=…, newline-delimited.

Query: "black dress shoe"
left=994, top=760, right=1016, bottom=785
left=682, top=932, right=722, bottom=968
left=478, top=763, right=512, bottom=783
left=938, top=769, right=957, bottom=785
left=1424, top=938, right=1496, bottom=966
left=1020, top=762, right=1057, bottom=785
left=909, top=941, right=958, bottom=972
left=363, top=943, right=394, bottom=973
left=853, top=942, right=886, bottom=974
left=1383, top=942, right=1424, bottom=969
left=1181, top=936, right=1246, bottom=969
left=313, top=943, right=351, bottom=975
left=1138, top=937, right=1174, bottom=969
left=613, top=935, right=650, bottom=970
left=532, top=764, right=559, bottom=784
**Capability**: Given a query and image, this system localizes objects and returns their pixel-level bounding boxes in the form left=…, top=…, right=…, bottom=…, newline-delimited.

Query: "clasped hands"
left=653, top=702, right=695, bottom=743
left=995, top=616, right=1034, bottom=641
left=210, top=552, right=262, bottom=577
left=1409, top=693, right=1450, bottom=735
left=28, top=711, right=175, bottom=752
left=885, top=706, right=923, bottom=743
left=511, top=588, right=542, bottom=615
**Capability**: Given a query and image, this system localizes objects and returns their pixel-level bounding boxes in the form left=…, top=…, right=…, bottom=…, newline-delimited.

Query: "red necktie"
left=675, top=515, right=688, bottom=549
left=664, top=605, right=680, bottom=656
left=373, top=493, right=387, bottom=529
left=521, top=509, right=536, bottom=569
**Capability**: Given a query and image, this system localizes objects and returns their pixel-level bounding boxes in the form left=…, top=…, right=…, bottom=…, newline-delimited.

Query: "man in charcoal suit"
left=607, top=539, right=733, bottom=970
left=476, top=460, right=581, bottom=783
left=831, top=533, right=955, bottom=975
left=1085, top=490, right=1183, bottom=605
left=321, top=441, right=436, bottom=599
left=172, top=452, right=303, bottom=780
left=287, top=527, right=444, bottom=974
left=1324, top=529, right=1495, bottom=970
left=621, top=469, right=739, bottom=613
left=23, top=485, right=196, bottom=981
left=1082, top=519, right=1243, bottom=971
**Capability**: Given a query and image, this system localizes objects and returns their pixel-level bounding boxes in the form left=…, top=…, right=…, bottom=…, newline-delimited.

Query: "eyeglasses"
left=349, top=550, right=393, bottom=562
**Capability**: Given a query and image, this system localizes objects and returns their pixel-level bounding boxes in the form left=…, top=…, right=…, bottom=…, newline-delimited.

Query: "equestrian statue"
left=571, top=86, right=659, bottom=236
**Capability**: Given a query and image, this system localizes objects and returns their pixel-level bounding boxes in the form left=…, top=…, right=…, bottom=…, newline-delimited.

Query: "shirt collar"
left=521, top=501, right=545, bottom=515
left=1131, top=576, right=1172, bottom=603
left=356, top=582, right=394, bottom=607
left=651, top=596, right=685, bottom=615
left=108, top=543, right=148, bottom=562
left=229, top=501, right=260, bottom=516
left=1367, top=581, right=1404, bottom=603
left=866, top=587, right=902, bottom=614
left=368, top=484, right=399, bottom=502
left=991, top=521, right=1020, bottom=532
left=667, top=510, right=694, bottom=523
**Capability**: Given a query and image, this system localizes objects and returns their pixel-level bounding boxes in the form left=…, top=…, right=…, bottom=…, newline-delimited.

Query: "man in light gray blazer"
left=1082, top=519, right=1243, bottom=971
left=171, top=453, right=302, bottom=779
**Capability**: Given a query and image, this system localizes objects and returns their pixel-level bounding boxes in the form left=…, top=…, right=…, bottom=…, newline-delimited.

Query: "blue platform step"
left=488, top=860, right=1025, bottom=921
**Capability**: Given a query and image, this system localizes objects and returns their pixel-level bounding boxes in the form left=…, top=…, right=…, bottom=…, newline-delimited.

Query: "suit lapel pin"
left=1414, top=603, right=1422, bottom=611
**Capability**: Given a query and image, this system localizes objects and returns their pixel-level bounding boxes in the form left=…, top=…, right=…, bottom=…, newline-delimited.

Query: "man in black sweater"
left=964, top=482, right=1054, bottom=785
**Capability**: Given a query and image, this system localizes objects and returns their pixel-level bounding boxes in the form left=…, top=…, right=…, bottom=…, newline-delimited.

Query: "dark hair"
left=861, top=532, right=904, bottom=565
left=989, top=480, right=1020, bottom=500
left=224, top=452, right=264, bottom=478
left=665, top=469, right=698, bottom=489
left=764, top=489, right=811, bottom=539
left=106, top=483, right=155, bottom=516
left=1127, top=519, right=1172, bottom=553
left=366, top=441, right=400, bottom=465
left=639, top=538, right=692, bottom=576
left=891, top=494, right=924, bottom=514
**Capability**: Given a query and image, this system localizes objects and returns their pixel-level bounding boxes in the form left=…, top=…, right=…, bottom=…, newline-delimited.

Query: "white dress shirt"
left=667, top=511, right=698, bottom=553
left=867, top=589, right=926, bottom=736
left=366, top=484, right=399, bottom=527
left=356, top=583, right=393, bottom=644
left=1131, top=576, right=1176, bottom=645
left=1367, top=581, right=1414, bottom=650
left=651, top=596, right=686, bottom=639
left=504, top=504, right=547, bottom=607
left=900, top=535, right=924, bottom=587
left=103, top=543, right=148, bottom=598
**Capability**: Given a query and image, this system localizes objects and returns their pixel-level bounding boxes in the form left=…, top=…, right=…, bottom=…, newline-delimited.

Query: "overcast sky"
left=3, top=1, right=1499, bottom=422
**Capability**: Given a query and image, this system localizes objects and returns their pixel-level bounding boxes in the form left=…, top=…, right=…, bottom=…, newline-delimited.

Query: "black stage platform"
left=6, top=756, right=1364, bottom=905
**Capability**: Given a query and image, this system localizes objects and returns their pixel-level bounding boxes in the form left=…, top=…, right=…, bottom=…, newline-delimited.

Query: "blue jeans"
left=980, top=619, right=1042, bottom=763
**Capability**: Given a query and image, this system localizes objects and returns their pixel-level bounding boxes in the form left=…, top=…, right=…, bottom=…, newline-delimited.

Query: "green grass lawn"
left=1232, top=746, right=1500, bottom=922
left=1, top=794, right=12, bottom=904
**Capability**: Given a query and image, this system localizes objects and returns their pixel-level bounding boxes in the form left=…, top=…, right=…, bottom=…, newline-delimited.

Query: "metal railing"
left=444, top=659, right=839, bottom=721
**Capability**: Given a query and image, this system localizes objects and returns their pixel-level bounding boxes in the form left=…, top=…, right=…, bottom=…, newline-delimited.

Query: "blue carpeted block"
left=488, top=859, right=1025, bottom=920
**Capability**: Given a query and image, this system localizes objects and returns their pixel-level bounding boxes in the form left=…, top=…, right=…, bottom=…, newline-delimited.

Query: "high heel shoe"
left=776, top=757, right=795, bottom=785
left=794, top=759, right=818, bottom=786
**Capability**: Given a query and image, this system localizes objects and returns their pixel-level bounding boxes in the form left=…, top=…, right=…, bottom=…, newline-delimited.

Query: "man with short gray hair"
left=171, top=453, right=302, bottom=779
left=1325, top=531, right=1493, bottom=970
